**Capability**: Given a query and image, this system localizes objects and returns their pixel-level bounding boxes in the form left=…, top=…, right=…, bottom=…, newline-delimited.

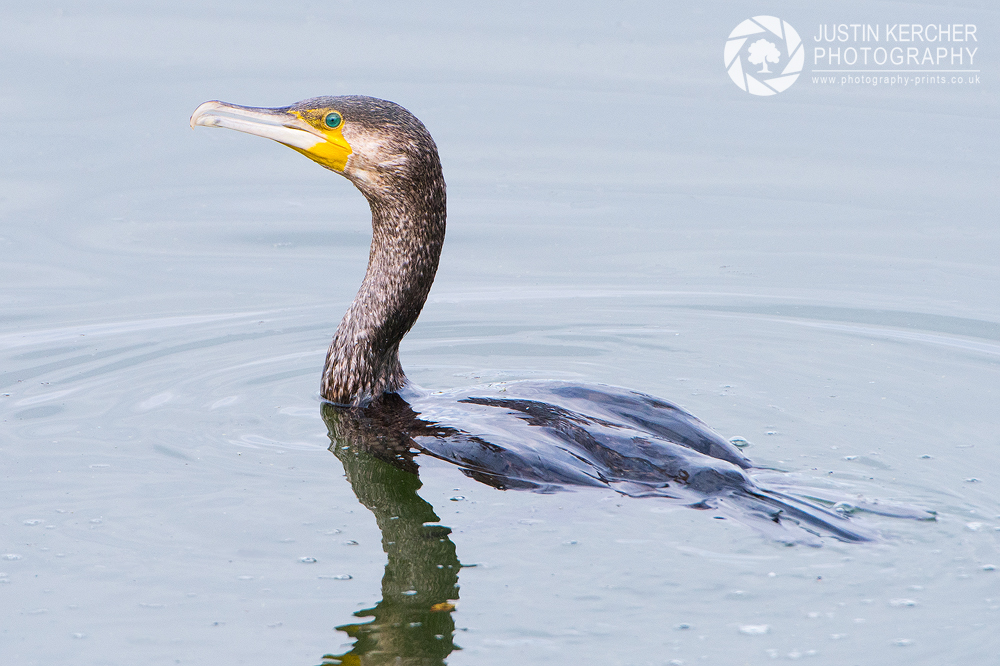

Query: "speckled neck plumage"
left=320, top=99, right=446, bottom=406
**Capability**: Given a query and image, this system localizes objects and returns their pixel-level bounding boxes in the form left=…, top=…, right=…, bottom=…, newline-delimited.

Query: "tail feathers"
left=694, top=488, right=875, bottom=544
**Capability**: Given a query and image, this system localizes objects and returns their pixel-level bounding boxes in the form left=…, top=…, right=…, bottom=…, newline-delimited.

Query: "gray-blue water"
left=2, top=2, right=998, bottom=664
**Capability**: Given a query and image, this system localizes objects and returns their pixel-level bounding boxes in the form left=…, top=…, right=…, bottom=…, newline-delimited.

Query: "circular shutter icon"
left=725, top=16, right=804, bottom=96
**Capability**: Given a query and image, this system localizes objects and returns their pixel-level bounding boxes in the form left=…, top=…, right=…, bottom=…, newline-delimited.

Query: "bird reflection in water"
left=320, top=401, right=462, bottom=666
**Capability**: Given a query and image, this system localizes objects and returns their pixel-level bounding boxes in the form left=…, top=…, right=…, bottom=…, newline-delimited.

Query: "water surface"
left=2, top=2, right=998, bottom=664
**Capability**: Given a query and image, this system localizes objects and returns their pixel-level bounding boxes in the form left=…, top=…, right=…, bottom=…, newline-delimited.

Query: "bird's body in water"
left=191, top=96, right=928, bottom=543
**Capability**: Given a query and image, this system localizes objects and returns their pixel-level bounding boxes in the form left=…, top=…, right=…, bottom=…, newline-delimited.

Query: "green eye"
left=324, top=111, right=343, bottom=129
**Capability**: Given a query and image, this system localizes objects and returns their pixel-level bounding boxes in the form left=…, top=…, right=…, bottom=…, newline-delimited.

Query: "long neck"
left=321, top=181, right=446, bottom=405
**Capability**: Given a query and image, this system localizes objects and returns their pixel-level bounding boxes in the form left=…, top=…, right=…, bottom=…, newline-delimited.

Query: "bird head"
left=190, top=96, right=441, bottom=200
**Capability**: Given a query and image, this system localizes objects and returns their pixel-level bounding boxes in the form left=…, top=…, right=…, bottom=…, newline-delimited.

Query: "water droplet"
left=449, top=496, right=466, bottom=501
left=919, top=454, right=932, bottom=459
left=843, top=455, right=858, bottom=461
left=983, top=564, right=996, bottom=571
left=402, top=589, right=418, bottom=596
left=675, top=623, right=691, bottom=630
left=965, top=478, right=981, bottom=483
left=318, top=574, right=352, bottom=580
left=739, top=624, right=769, bottom=635
left=298, top=557, right=317, bottom=563
left=343, top=540, right=359, bottom=546
left=765, top=431, right=778, bottom=436
left=729, top=436, right=751, bottom=448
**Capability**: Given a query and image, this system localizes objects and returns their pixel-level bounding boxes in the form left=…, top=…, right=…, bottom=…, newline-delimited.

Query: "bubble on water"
left=3, top=554, right=21, bottom=561
left=90, top=518, right=102, bottom=524
left=237, top=575, right=254, bottom=580
left=889, top=599, right=916, bottom=607
left=318, top=574, right=352, bottom=580
left=894, top=639, right=913, bottom=646
left=298, top=557, right=317, bottom=563
left=833, top=502, right=857, bottom=515
left=402, top=590, right=418, bottom=596
left=965, top=478, right=981, bottom=483
left=843, top=455, right=858, bottom=461
left=983, top=564, right=997, bottom=571
left=966, top=522, right=984, bottom=532
left=675, top=623, right=691, bottom=630
left=830, top=633, right=847, bottom=640
left=71, top=633, right=86, bottom=639
left=919, top=454, right=932, bottom=459
left=729, top=436, right=751, bottom=448
left=449, top=496, right=466, bottom=501
left=89, top=464, right=110, bottom=469
left=343, top=540, right=359, bottom=546
left=23, top=519, right=41, bottom=526
left=739, top=624, right=769, bottom=635
left=668, top=659, right=684, bottom=666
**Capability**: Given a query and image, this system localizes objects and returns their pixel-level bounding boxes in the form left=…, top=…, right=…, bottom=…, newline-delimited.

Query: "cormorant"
left=190, top=96, right=911, bottom=542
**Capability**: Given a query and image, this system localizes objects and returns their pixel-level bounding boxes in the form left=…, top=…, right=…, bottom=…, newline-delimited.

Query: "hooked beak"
left=190, top=101, right=325, bottom=151
left=190, top=100, right=353, bottom=172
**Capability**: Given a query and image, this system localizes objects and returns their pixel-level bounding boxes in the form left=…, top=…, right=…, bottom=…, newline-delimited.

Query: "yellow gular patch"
left=290, top=110, right=353, bottom=172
